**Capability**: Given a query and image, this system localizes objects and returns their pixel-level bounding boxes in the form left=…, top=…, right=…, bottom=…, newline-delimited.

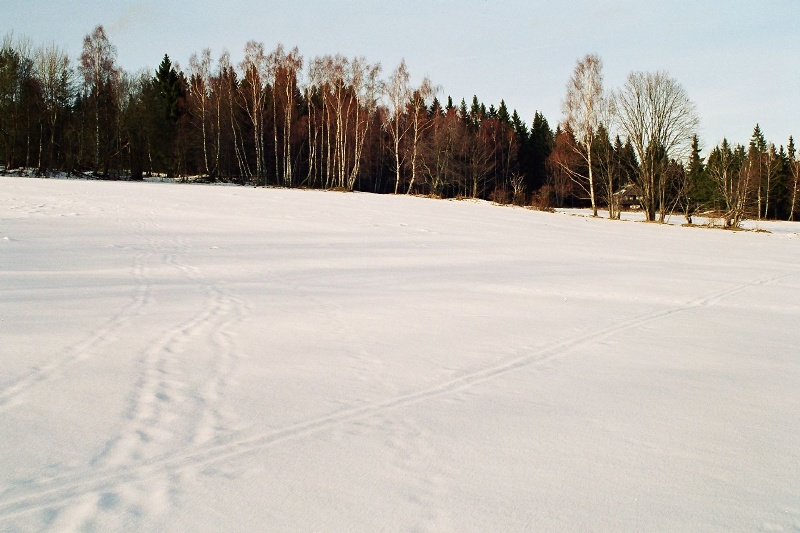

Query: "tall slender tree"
left=0, top=38, right=23, bottom=169
left=33, top=43, right=72, bottom=171
left=385, top=59, right=412, bottom=194
left=405, top=76, right=434, bottom=194
left=187, top=49, right=212, bottom=177
left=563, top=54, right=604, bottom=216
left=239, top=41, right=268, bottom=184
left=79, top=25, right=120, bottom=175
left=788, top=136, right=799, bottom=221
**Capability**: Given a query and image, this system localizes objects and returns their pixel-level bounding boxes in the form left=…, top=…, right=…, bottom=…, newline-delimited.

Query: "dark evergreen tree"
left=429, top=96, right=442, bottom=117
left=497, top=100, right=510, bottom=125
left=469, top=95, right=482, bottom=131
left=771, top=144, right=790, bottom=219
left=152, top=54, right=186, bottom=177
left=0, top=45, right=22, bottom=169
left=683, top=134, right=716, bottom=218
left=525, top=111, right=553, bottom=192
left=458, top=98, right=468, bottom=126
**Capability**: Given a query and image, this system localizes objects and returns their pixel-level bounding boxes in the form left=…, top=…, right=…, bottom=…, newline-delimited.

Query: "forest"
left=1, top=26, right=798, bottom=226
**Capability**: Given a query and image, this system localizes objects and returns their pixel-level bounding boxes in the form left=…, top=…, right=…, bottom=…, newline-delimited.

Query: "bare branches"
left=563, top=54, right=604, bottom=216
left=239, top=40, right=269, bottom=183
left=613, top=71, right=698, bottom=221
left=188, top=49, right=212, bottom=176
left=79, top=25, right=120, bottom=173
left=385, top=59, right=412, bottom=194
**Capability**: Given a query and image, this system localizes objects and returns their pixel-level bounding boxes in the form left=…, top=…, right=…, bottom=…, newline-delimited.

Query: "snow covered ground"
left=556, top=207, right=800, bottom=235
left=2, top=176, right=800, bottom=532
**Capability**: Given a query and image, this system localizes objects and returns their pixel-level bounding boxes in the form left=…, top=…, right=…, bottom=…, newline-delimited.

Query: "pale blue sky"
left=4, top=0, right=798, bottom=151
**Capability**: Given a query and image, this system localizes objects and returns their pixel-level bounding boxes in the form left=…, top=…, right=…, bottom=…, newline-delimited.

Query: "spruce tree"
left=749, top=124, right=767, bottom=219
left=526, top=111, right=554, bottom=191
left=153, top=54, right=185, bottom=177
left=497, top=100, right=510, bottom=125
left=510, top=110, right=527, bottom=139
left=684, top=134, right=710, bottom=221
left=459, top=98, right=468, bottom=126
left=429, top=96, right=442, bottom=117
left=156, top=54, right=183, bottom=126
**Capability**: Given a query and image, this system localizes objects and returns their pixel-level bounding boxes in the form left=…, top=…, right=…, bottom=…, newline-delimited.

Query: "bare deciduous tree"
left=563, top=53, right=604, bottom=216
left=613, top=71, right=699, bottom=222
left=188, top=48, right=212, bottom=176
left=789, top=136, right=799, bottom=221
left=239, top=41, right=268, bottom=183
left=420, top=104, right=462, bottom=197
left=267, top=45, right=304, bottom=187
left=385, top=59, right=412, bottom=194
left=217, top=50, right=251, bottom=181
left=304, top=54, right=380, bottom=190
left=346, top=57, right=381, bottom=190
left=510, top=173, right=525, bottom=205
left=707, top=139, right=751, bottom=227
left=79, top=25, right=120, bottom=173
left=34, top=43, right=72, bottom=170
left=406, top=76, right=434, bottom=194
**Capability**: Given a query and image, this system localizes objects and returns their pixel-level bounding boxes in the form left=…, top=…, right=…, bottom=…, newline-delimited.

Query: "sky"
left=3, top=0, right=798, bottom=152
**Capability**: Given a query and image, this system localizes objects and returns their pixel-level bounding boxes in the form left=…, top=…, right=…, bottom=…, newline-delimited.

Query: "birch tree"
left=789, top=136, right=799, bottom=221
left=346, top=57, right=381, bottom=190
left=269, top=46, right=302, bottom=187
left=239, top=41, right=268, bottom=183
left=188, top=49, right=212, bottom=176
left=563, top=54, right=604, bottom=216
left=385, top=59, right=411, bottom=194
left=405, top=76, right=434, bottom=194
left=33, top=43, right=71, bottom=170
left=707, top=139, right=750, bottom=227
left=216, top=50, right=250, bottom=181
left=79, top=25, right=120, bottom=174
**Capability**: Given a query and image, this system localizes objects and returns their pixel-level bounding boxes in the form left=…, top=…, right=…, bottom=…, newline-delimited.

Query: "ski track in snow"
left=0, top=201, right=248, bottom=529
left=0, top=265, right=794, bottom=525
left=74, top=207, right=248, bottom=528
left=0, top=208, right=152, bottom=413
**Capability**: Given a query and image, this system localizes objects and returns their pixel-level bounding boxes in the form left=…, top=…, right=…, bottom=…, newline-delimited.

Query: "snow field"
left=1, top=177, right=800, bottom=531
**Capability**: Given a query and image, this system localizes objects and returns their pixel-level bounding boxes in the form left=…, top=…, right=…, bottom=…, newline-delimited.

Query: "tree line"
left=1, top=28, right=798, bottom=225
